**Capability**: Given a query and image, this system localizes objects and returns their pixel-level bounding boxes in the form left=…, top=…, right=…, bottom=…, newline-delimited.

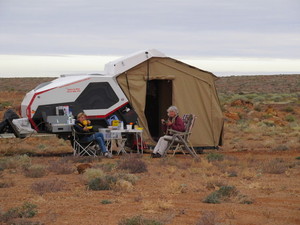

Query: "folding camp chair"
left=163, top=114, right=198, bottom=158
left=71, top=127, right=98, bottom=156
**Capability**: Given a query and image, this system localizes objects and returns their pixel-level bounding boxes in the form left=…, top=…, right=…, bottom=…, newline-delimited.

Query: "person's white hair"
left=167, top=106, right=179, bottom=115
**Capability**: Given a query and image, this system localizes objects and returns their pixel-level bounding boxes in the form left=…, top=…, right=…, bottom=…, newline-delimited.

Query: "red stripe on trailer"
left=86, top=102, right=129, bottom=119
left=27, top=78, right=91, bottom=131
left=58, top=78, right=90, bottom=88
left=27, top=88, right=56, bottom=131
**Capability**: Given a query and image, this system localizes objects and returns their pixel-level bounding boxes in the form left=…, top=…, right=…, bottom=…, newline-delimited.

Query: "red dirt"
left=0, top=75, right=299, bottom=225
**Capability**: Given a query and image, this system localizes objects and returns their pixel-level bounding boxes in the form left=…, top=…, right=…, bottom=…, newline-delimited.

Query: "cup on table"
left=126, top=124, right=132, bottom=130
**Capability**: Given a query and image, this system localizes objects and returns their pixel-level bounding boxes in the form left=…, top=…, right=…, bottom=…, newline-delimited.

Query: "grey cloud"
left=0, top=0, right=299, bottom=58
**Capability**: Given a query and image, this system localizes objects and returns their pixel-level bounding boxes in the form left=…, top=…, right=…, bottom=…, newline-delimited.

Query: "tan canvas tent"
left=106, top=50, right=224, bottom=148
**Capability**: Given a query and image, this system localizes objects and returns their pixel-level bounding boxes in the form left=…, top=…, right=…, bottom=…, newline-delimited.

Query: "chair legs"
left=73, top=140, right=97, bottom=157
left=164, top=136, right=198, bottom=158
left=177, top=136, right=198, bottom=158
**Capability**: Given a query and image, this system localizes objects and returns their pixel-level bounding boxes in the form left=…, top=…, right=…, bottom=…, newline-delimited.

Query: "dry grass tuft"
left=82, top=168, right=105, bottom=183
left=112, top=179, right=134, bottom=192
left=0, top=178, right=15, bottom=188
left=262, top=158, right=288, bottom=174
left=117, top=155, right=147, bottom=173
left=143, top=199, right=173, bottom=212
left=196, top=211, right=220, bottom=225
left=23, top=164, right=48, bottom=178
left=0, top=155, right=31, bottom=170
left=118, top=215, right=163, bottom=225
left=48, top=160, right=75, bottom=175
left=31, top=178, right=66, bottom=195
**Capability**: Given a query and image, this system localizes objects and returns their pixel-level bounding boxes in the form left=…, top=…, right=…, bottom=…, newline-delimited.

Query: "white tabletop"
left=110, top=129, right=143, bottom=133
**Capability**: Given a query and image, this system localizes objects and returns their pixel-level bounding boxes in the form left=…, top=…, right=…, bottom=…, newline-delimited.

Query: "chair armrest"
left=167, top=129, right=186, bottom=136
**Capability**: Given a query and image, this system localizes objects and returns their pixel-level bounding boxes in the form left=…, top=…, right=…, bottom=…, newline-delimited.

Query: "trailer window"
left=75, top=82, right=119, bottom=109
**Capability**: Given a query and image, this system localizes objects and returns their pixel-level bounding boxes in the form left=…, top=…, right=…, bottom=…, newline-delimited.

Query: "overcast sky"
left=0, top=0, right=299, bottom=77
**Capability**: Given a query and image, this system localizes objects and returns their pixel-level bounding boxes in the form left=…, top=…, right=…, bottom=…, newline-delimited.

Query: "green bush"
left=285, top=115, right=295, bottom=122
left=254, top=105, right=262, bottom=112
left=203, top=186, right=238, bottom=204
left=87, top=173, right=138, bottom=191
left=87, top=177, right=112, bottom=191
left=284, top=106, right=294, bottom=113
left=101, top=199, right=112, bottom=204
left=118, top=215, right=163, bottom=225
left=206, top=153, right=224, bottom=162
left=203, top=192, right=221, bottom=204
left=83, top=168, right=105, bottom=182
left=0, top=202, right=37, bottom=222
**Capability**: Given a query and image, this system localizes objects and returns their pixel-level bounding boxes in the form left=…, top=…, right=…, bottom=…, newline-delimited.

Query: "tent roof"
left=104, top=49, right=166, bottom=75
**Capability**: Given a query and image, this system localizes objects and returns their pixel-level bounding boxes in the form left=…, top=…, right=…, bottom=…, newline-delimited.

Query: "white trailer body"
left=20, top=49, right=165, bottom=136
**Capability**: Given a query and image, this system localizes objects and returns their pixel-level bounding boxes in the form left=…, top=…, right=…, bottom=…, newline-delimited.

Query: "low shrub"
left=0, top=155, right=31, bottom=170
left=262, top=158, right=288, bottom=174
left=285, top=115, right=295, bottom=122
left=0, top=202, right=37, bottom=223
left=117, top=155, right=147, bottom=173
left=0, top=179, right=15, bottom=188
left=87, top=177, right=112, bottom=191
left=254, top=105, right=262, bottom=112
left=101, top=199, right=112, bottom=204
left=95, top=163, right=116, bottom=172
left=283, top=106, right=294, bottom=113
left=203, top=192, right=221, bottom=204
left=227, top=170, right=238, bottom=177
left=203, top=186, right=238, bottom=204
left=196, top=211, right=219, bottom=225
left=31, top=178, right=66, bottom=195
left=48, top=160, right=75, bottom=175
left=23, top=164, right=47, bottom=178
left=113, top=179, right=134, bottom=192
left=83, top=168, right=105, bottom=183
left=118, top=215, right=163, bottom=225
left=116, top=173, right=139, bottom=185
left=206, top=153, right=224, bottom=162
left=272, top=145, right=289, bottom=151
left=87, top=173, right=138, bottom=191
left=238, top=194, right=254, bottom=204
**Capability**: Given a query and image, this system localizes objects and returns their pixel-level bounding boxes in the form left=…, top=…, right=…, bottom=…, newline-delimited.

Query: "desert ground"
left=0, top=75, right=299, bottom=225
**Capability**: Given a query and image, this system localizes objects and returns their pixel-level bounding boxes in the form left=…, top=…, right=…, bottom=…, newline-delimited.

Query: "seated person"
left=151, top=106, right=185, bottom=158
left=0, top=106, right=20, bottom=133
left=74, top=112, right=112, bottom=158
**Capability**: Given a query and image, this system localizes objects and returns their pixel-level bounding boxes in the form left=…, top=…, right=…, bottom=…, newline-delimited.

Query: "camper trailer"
left=20, top=49, right=224, bottom=148
left=20, top=74, right=138, bottom=139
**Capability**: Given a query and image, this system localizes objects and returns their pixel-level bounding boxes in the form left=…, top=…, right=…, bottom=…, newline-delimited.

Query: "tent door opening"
left=145, top=80, right=172, bottom=141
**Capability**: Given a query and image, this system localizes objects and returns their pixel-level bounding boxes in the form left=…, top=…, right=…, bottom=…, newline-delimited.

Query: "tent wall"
left=116, top=57, right=223, bottom=147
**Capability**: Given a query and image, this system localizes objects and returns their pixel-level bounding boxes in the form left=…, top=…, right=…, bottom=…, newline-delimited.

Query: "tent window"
left=145, top=80, right=172, bottom=141
left=75, top=82, right=119, bottom=110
